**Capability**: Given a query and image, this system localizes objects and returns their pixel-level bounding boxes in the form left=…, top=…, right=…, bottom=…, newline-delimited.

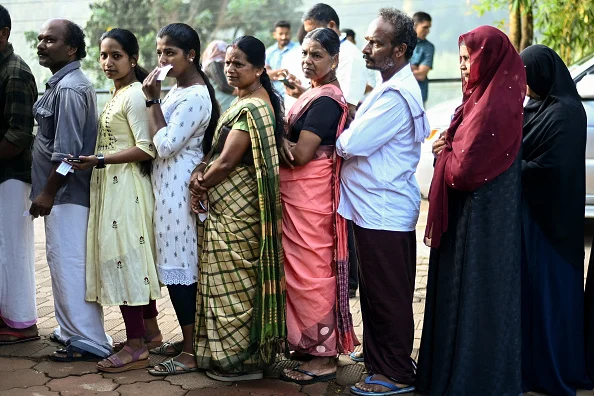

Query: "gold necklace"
left=240, top=84, right=262, bottom=99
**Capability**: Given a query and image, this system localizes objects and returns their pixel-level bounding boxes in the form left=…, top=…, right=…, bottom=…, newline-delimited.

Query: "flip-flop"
left=206, top=369, right=264, bottom=382
left=350, top=351, right=364, bottom=363
left=279, top=365, right=337, bottom=385
left=150, top=341, right=183, bottom=356
left=50, top=347, right=103, bottom=362
left=148, top=355, right=200, bottom=376
left=350, top=375, right=415, bottom=395
left=97, top=345, right=149, bottom=373
left=0, top=330, right=40, bottom=345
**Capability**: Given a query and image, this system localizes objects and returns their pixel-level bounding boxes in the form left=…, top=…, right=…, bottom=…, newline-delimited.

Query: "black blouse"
left=289, top=97, right=341, bottom=145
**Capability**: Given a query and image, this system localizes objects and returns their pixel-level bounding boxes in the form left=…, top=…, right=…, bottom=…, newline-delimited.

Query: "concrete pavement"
left=0, top=201, right=592, bottom=395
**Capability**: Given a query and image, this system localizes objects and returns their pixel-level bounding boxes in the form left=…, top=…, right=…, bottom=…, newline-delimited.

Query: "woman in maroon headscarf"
left=416, top=26, right=525, bottom=395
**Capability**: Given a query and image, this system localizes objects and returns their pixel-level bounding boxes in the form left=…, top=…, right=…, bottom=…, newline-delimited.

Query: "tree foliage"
left=27, top=0, right=302, bottom=87
left=475, top=0, right=594, bottom=64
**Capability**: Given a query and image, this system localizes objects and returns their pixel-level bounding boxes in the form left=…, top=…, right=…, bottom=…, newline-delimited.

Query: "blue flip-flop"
left=350, top=351, right=364, bottom=363
left=350, top=375, right=415, bottom=395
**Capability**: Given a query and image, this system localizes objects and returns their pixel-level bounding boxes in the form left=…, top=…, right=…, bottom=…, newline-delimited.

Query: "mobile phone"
left=66, top=157, right=82, bottom=163
left=279, top=78, right=296, bottom=89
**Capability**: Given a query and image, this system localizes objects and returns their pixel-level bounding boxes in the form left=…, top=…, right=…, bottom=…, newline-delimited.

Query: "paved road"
left=0, top=202, right=592, bottom=395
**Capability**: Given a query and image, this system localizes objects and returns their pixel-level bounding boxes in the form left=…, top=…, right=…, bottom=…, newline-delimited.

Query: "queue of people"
left=1, top=1, right=594, bottom=395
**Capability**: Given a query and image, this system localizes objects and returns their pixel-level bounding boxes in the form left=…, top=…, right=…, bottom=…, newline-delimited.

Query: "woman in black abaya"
left=521, top=44, right=592, bottom=396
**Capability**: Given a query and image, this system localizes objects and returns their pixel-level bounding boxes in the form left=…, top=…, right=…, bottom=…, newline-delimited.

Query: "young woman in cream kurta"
left=85, top=81, right=161, bottom=306
left=71, top=29, right=162, bottom=373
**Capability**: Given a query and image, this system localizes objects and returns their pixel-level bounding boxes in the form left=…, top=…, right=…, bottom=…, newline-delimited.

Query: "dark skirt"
left=522, top=203, right=592, bottom=395
left=416, top=156, right=522, bottom=396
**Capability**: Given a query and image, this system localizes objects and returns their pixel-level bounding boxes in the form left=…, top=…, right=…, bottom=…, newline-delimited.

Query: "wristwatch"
left=146, top=98, right=161, bottom=107
left=96, top=153, right=105, bottom=169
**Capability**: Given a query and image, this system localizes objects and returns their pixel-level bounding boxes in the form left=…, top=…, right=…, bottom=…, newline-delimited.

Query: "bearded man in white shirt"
left=337, top=8, right=430, bottom=396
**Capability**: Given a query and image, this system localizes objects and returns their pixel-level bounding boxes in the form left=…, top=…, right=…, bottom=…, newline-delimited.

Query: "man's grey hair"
left=379, top=8, right=417, bottom=60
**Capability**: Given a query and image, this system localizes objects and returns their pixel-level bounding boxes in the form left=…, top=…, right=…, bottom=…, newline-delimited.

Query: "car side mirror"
left=577, top=74, right=594, bottom=99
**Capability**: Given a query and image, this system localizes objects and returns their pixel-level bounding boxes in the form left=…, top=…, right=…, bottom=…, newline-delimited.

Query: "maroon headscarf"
left=424, top=26, right=526, bottom=248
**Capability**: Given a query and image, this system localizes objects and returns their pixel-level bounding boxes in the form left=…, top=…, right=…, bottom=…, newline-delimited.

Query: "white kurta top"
left=152, top=84, right=212, bottom=285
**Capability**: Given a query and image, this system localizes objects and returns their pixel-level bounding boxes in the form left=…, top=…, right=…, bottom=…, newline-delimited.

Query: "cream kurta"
left=85, top=82, right=161, bottom=306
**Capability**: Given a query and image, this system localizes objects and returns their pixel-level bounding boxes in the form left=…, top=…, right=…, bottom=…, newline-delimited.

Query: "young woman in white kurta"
left=143, top=23, right=220, bottom=375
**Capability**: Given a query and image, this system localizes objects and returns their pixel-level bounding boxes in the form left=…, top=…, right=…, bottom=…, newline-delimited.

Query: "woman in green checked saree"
left=189, top=36, right=286, bottom=382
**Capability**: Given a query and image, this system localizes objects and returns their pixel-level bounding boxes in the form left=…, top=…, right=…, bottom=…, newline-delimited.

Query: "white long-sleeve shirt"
left=336, top=66, right=424, bottom=232
left=336, top=36, right=367, bottom=106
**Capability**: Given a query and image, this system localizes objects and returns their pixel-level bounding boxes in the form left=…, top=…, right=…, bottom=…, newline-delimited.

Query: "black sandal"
left=50, top=347, right=103, bottom=362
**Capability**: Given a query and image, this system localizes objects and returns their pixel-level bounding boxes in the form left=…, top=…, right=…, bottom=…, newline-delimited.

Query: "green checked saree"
left=194, top=97, right=286, bottom=373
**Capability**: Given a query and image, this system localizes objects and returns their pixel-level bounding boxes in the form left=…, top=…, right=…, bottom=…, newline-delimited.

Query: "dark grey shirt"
left=31, top=61, right=98, bottom=207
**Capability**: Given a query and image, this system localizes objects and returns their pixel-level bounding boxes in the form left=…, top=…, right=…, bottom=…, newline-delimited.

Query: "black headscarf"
left=520, top=44, right=587, bottom=267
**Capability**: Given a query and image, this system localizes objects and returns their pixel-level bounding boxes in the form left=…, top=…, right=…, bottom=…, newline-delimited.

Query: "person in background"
left=30, top=18, right=112, bottom=362
left=521, top=44, right=592, bottom=396
left=280, top=23, right=307, bottom=111
left=342, top=28, right=356, bottom=45
left=278, top=27, right=357, bottom=386
left=287, top=3, right=367, bottom=118
left=142, top=23, right=219, bottom=376
left=410, top=12, right=434, bottom=105
left=265, top=20, right=297, bottom=95
left=0, top=4, right=39, bottom=345
left=418, top=26, right=525, bottom=395
left=189, top=35, right=285, bottom=382
left=69, top=28, right=162, bottom=374
left=337, top=9, right=430, bottom=395
left=203, top=40, right=236, bottom=112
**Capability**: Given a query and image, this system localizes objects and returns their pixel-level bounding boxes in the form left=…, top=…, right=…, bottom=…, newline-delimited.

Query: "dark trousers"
left=167, top=283, right=198, bottom=327
left=348, top=220, right=359, bottom=291
left=354, top=224, right=416, bottom=384
left=120, top=300, right=158, bottom=339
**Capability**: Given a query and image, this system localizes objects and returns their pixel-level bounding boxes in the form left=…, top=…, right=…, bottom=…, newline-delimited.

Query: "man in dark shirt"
left=0, top=4, right=39, bottom=345
left=410, top=12, right=435, bottom=105
left=30, top=18, right=112, bottom=361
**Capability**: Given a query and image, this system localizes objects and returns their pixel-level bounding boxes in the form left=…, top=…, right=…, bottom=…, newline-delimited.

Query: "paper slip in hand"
left=198, top=212, right=208, bottom=223
left=156, top=65, right=173, bottom=81
left=56, top=161, right=73, bottom=176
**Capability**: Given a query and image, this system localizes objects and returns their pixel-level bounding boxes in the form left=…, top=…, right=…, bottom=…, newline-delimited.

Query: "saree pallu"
left=195, top=98, right=285, bottom=373
left=281, top=84, right=358, bottom=355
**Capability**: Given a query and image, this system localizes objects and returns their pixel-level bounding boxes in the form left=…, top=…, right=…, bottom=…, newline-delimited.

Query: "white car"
left=418, top=54, right=594, bottom=217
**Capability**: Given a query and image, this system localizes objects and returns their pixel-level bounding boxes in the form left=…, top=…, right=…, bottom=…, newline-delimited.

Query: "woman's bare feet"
left=97, top=339, right=148, bottom=369
left=282, top=356, right=336, bottom=382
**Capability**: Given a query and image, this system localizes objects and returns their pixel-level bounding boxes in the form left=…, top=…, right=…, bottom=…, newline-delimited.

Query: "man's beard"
left=365, top=56, right=395, bottom=72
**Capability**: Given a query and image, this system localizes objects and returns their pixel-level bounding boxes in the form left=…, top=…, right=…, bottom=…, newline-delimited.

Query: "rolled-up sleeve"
left=51, top=88, right=88, bottom=162
left=3, top=77, right=36, bottom=149
left=125, top=91, right=155, bottom=158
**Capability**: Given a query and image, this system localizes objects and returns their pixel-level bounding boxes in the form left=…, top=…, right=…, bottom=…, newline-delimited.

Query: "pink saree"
left=280, top=84, right=358, bottom=355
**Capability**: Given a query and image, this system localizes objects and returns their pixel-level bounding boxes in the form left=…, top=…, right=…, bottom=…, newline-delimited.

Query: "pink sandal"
left=97, top=345, right=149, bottom=373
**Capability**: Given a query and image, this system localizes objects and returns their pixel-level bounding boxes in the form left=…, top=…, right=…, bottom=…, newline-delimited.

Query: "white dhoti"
left=0, top=179, right=36, bottom=329
left=44, top=203, right=112, bottom=357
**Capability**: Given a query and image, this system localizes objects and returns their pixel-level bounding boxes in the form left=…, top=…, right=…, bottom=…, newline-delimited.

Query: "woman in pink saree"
left=278, top=28, right=357, bottom=385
